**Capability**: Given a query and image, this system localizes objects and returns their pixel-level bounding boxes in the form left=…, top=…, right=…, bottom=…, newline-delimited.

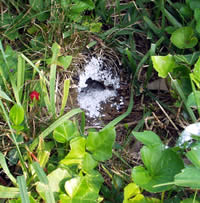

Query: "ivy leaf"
left=53, top=120, right=79, bottom=143
left=123, top=183, right=144, bottom=203
left=60, top=136, right=98, bottom=171
left=170, top=27, right=198, bottom=49
left=61, top=171, right=104, bottom=202
left=86, top=127, right=116, bottom=161
left=151, top=55, right=177, bottom=78
left=132, top=146, right=184, bottom=192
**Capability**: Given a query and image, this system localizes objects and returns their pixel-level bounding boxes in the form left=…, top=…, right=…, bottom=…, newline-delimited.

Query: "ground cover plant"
left=1, top=0, right=200, bottom=202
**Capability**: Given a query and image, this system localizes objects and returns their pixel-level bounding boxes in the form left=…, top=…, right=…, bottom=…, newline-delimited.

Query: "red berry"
left=30, top=91, right=40, bottom=101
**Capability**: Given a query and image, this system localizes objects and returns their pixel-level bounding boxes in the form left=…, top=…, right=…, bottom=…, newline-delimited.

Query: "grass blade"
left=40, top=73, right=51, bottom=112
left=103, top=87, right=134, bottom=130
left=17, top=175, right=30, bottom=203
left=0, top=100, right=27, bottom=174
left=0, top=152, right=17, bottom=185
left=0, top=89, right=13, bottom=102
left=143, top=16, right=161, bottom=35
left=32, top=162, right=55, bottom=203
left=21, top=54, right=49, bottom=85
left=0, top=185, right=20, bottom=198
left=169, top=74, right=196, bottom=122
left=50, top=64, right=57, bottom=118
left=164, top=8, right=182, bottom=28
left=60, top=79, right=70, bottom=116
left=29, top=108, right=83, bottom=151
left=17, top=54, right=25, bottom=103
left=32, top=162, right=48, bottom=184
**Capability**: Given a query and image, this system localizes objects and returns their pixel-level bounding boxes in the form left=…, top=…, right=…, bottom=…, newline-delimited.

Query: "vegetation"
left=1, top=0, right=200, bottom=202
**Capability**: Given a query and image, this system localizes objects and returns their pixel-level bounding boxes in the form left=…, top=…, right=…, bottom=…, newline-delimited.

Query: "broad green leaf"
left=123, top=183, right=144, bottom=203
left=0, top=185, right=20, bottom=198
left=189, top=0, right=200, bottom=10
left=82, top=152, right=98, bottom=172
left=170, top=27, right=198, bottom=49
left=174, top=166, right=200, bottom=189
left=141, top=145, right=163, bottom=175
left=187, top=91, right=200, bottom=107
left=36, top=168, right=71, bottom=201
left=180, top=5, right=193, bottom=18
left=151, top=55, right=177, bottom=78
left=86, top=127, right=116, bottom=161
left=186, top=143, right=200, bottom=168
left=60, top=136, right=86, bottom=166
left=181, top=199, right=200, bottom=203
left=63, top=171, right=103, bottom=202
left=133, top=131, right=163, bottom=147
left=132, top=148, right=184, bottom=192
left=57, top=56, right=72, bottom=70
left=53, top=120, right=79, bottom=143
left=9, top=104, right=24, bottom=126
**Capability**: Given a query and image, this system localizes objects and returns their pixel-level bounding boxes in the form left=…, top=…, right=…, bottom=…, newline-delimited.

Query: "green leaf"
left=190, top=57, right=200, bottom=88
left=86, top=127, right=116, bottom=161
left=36, top=168, right=71, bottom=201
left=9, top=104, right=24, bottom=126
left=151, top=55, right=177, bottom=78
left=189, top=0, right=200, bottom=10
left=29, top=108, right=82, bottom=151
left=51, top=42, right=61, bottom=64
left=0, top=152, right=16, bottom=185
left=174, top=167, right=200, bottom=189
left=187, top=91, right=200, bottom=107
left=17, top=176, right=30, bottom=203
left=33, top=162, right=55, bottom=203
left=61, top=136, right=86, bottom=166
left=133, top=131, right=163, bottom=147
left=123, top=183, right=144, bottom=203
left=32, top=162, right=48, bottom=184
left=63, top=171, right=103, bottom=202
left=53, top=120, right=79, bottom=143
left=60, top=136, right=98, bottom=171
left=132, top=147, right=184, bottom=192
left=186, top=143, right=200, bottom=168
left=0, top=185, right=20, bottom=198
left=57, top=56, right=72, bottom=70
left=60, top=79, right=70, bottom=116
left=174, top=52, right=200, bottom=66
left=170, top=27, right=198, bottom=49
left=181, top=198, right=200, bottom=203
left=0, top=89, right=13, bottom=102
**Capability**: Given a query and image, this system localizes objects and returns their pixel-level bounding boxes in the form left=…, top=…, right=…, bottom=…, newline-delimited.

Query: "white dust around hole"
left=77, top=57, right=122, bottom=118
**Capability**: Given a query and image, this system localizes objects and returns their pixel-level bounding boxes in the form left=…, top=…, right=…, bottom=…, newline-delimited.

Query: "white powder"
left=77, top=57, right=121, bottom=118
left=178, top=122, right=200, bottom=146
